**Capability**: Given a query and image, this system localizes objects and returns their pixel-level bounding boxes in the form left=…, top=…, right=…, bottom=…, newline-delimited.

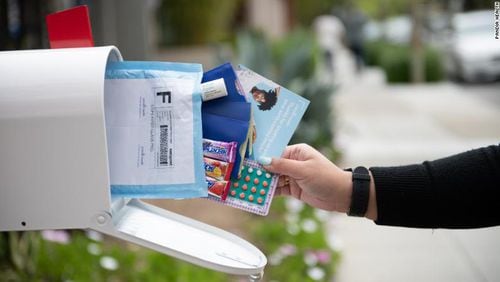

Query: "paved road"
left=329, top=70, right=500, bottom=282
left=460, top=82, right=500, bottom=107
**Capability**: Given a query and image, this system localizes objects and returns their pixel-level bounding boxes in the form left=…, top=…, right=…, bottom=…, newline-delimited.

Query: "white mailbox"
left=0, top=46, right=266, bottom=279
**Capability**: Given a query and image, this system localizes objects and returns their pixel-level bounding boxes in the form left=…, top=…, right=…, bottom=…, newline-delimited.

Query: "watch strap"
left=347, top=166, right=370, bottom=217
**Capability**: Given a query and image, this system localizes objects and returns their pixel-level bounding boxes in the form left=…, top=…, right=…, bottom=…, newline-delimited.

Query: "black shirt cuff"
left=370, top=164, right=436, bottom=228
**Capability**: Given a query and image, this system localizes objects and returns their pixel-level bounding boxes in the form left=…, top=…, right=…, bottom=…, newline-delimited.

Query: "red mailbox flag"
left=46, top=5, right=94, bottom=48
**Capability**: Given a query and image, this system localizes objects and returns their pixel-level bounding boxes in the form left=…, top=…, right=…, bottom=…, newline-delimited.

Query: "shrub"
left=365, top=40, right=444, bottom=83
left=424, top=47, right=444, bottom=82
left=157, top=0, right=241, bottom=46
left=251, top=198, right=340, bottom=281
left=379, top=44, right=411, bottom=83
left=0, top=231, right=227, bottom=281
left=364, top=40, right=387, bottom=66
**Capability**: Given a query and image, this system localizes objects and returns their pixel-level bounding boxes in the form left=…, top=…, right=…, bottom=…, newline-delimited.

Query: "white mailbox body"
left=0, top=46, right=266, bottom=277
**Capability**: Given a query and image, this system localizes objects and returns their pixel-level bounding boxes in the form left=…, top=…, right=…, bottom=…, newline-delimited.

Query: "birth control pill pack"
left=210, top=159, right=278, bottom=216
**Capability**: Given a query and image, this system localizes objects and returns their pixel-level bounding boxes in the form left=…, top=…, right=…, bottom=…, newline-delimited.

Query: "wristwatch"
left=345, top=166, right=371, bottom=217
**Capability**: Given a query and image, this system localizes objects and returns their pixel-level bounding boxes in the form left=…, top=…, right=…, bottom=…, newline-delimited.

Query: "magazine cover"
left=236, top=65, right=310, bottom=160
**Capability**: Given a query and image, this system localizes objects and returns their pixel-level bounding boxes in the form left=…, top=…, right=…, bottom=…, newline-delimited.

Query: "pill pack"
left=211, top=159, right=278, bottom=216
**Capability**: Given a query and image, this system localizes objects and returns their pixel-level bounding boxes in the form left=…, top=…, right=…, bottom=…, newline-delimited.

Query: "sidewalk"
left=329, top=69, right=500, bottom=282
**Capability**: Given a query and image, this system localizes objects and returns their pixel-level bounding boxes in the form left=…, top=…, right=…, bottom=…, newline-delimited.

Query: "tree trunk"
left=410, top=1, right=425, bottom=83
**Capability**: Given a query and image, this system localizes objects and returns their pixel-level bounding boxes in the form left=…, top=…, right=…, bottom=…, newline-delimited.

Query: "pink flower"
left=279, top=244, right=297, bottom=256
left=41, top=230, right=70, bottom=244
left=315, top=250, right=331, bottom=264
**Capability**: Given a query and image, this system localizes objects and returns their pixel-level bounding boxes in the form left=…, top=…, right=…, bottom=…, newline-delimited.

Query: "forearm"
left=369, top=144, right=500, bottom=229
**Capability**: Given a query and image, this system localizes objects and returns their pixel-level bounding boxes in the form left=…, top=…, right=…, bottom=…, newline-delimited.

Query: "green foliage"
left=378, top=44, right=411, bottom=83
left=272, top=29, right=319, bottom=84
left=235, top=27, right=320, bottom=82
left=354, top=0, right=411, bottom=20
left=0, top=231, right=227, bottom=281
left=251, top=198, right=339, bottom=281
left=424, top=47, right=444, bottom=83
left=365, top=40, right=444, bottom=83
left=291, top=0, right=339, bottom=26
left=364, top=40, right=387, bottom=66
left=5, top=232, right=40, bottom=279
left=235, top=30, right=273, bottom=78
left=157, top=0, right=241, bottom=46
left=293, top=0, right=412, bottom=23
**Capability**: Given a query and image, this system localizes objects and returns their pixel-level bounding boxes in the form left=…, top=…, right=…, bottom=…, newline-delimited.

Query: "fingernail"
left=258, top=156, right=272, bottom=166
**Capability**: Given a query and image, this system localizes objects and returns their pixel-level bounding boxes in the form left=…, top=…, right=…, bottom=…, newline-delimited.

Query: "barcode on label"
left=159, top=125, right=172, bottom=166
left=151, top=104, right=174, bottom=169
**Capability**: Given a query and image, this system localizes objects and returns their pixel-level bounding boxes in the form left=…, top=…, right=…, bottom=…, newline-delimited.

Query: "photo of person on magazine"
left=250, top=86, right=281, bottom=111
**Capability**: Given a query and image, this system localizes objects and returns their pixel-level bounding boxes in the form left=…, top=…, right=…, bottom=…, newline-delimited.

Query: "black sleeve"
left=369, top=144, right=500, bottom=229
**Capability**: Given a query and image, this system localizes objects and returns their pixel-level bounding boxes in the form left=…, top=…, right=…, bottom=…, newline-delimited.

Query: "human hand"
left=261, top=144, right=353, bottom=213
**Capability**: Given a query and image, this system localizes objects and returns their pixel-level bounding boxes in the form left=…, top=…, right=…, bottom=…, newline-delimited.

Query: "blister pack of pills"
left=211, top=159, right=278, bottom=216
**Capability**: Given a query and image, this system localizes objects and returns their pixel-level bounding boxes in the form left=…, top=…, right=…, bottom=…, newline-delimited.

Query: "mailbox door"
left=94, top=199, right=266, bottom=276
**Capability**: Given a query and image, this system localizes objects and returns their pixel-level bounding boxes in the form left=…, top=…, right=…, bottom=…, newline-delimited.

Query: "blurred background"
left=1, top=0, right=499, bottom=281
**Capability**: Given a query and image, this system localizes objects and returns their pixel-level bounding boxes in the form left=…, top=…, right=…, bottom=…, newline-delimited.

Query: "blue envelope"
left=202, top=62, right=247, bottom=103
left=202, top=63, right=252, bottom=178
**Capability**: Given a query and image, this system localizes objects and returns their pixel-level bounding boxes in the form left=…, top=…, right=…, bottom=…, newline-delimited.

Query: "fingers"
left=275, top=185, right=291, bottom=197
left=277, top=175, right=290, bottom=187
left=277, top=178, right=303, bottom=199
left=264, top=158, right=305, bottom=179
left=261, top=143, right=316, bottom=176
left=281, top=144, right=304, bottom=159
left=275, top=175, right=290, bottom=196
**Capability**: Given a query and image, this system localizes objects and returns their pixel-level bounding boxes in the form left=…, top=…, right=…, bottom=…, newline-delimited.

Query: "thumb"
left=263, top=157, right=305, bottom=179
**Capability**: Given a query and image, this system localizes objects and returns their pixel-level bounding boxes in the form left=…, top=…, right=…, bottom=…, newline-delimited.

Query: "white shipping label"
left=105, top=77, right=195, bottom=185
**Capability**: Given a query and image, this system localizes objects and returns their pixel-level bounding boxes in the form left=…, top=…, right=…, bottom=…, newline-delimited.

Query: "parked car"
left=446, top=10, right=500, bottom=82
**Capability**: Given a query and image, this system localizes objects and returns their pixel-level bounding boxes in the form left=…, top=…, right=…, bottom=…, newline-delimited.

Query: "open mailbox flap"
left=95, top=199, right=266, bottom=276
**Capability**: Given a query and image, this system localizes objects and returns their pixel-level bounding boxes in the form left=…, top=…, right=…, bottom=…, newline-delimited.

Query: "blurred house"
left=1, top=0, right=293, bottom=53
left=247, top=0, right=289, bottom=39
left=0, top=0, right=157, bottom=60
